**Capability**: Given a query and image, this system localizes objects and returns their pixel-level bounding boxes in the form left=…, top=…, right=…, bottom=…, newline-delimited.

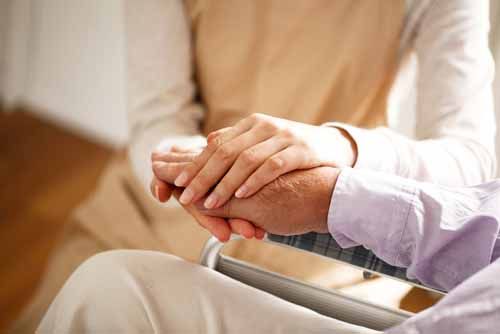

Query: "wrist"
left=316, top=126, right=358, bottom=168
left=334, top=127, right=357, bottom=167
left=312, top=167, right=341, bottom=233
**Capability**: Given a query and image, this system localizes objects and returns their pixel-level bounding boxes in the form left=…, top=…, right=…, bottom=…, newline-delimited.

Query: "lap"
left=38, top=250, right=379, bottom=334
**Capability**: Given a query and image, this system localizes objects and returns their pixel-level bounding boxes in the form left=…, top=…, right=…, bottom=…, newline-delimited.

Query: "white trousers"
left=37, top=250, right=380, bottom=334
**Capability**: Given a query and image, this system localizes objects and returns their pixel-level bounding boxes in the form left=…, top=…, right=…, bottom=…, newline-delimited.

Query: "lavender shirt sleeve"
left=386, top=258, right=500, bottom=333
left=328, top=167, right=500, bottom=292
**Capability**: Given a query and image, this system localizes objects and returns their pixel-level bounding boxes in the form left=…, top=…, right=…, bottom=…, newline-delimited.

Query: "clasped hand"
left=150, top=114, right=354, bottom=241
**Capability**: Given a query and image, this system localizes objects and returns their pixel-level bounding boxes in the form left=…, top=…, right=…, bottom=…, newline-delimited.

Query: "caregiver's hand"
left=173, top=113, right=356, bottom=209
left=151, top=146, right=265, bottom=242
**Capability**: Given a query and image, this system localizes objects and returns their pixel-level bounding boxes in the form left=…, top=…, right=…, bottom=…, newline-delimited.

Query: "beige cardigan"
left=71, top=0, right=497, bottom=290
left=126, top=0, right=496, bottom=193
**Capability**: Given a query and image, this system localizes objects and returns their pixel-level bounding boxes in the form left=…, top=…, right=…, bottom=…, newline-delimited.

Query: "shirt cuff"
left=322, top=122, right=398, bottom=173
left=327, top=167, right=416, bottom=266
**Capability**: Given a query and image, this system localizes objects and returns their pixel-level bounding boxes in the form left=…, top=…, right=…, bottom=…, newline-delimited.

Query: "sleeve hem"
left=322, top=122, right=397, bottom=173
left=327, top=167, right=417, bottom=265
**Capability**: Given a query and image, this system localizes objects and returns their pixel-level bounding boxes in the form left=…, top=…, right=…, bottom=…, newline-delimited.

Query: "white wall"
left=1, top=0, right=31, bottom=107
left=1, top=0, right=127, bottom=147
left=0, top=1, right=7, bottom=98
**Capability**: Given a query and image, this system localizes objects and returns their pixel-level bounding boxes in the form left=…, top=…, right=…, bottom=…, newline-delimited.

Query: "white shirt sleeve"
left=125, top=0, right=206, bottom=190
left=329, top=0, right=497, bottom=186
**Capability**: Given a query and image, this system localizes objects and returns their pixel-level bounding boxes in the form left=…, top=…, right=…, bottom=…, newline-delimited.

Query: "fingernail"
left=174, top=171, right=189, bottom=187
left=204, top=193, right=218, bottom=209
left=235, top=185, right=248, bottom=198
left=179, top=188, right=194, bottom=204
left=155, top=185, right=160, bottom=200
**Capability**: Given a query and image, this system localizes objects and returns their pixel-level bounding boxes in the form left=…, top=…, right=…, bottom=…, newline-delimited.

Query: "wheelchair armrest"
left=199, top=235, right=418, bottom=331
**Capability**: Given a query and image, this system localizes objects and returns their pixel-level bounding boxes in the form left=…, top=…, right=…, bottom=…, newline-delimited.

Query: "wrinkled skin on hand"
left=152, top=147, right=266, bottom=241
left=196, top=167, right=340, bottom=236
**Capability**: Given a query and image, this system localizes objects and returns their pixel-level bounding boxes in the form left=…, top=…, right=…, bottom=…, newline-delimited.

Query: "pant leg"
left=37, top=250, right=380, bottom=334
left=9, top=222, right=108, bottom=334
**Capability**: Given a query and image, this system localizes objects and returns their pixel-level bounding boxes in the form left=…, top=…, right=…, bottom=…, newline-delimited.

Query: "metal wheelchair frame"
left=200, top=236, right=414, bottom=331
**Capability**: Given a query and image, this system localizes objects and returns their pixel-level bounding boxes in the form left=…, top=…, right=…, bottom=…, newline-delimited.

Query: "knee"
left=60, top=250, right=146, bottom=303
left=73, top=250, right=142, bottom=281
left=39, top=250, right=200, bottom=332
left=64, top=250, right=197, bottom=302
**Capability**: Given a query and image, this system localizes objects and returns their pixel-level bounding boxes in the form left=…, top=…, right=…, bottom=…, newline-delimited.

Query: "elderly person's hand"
left=196, top=167, right=340, bottom=236
left=151, top=146, right=265, bottom=241
left=149, top=146, right=199, bottom=203
left=167, top=114, right=355, bottom=210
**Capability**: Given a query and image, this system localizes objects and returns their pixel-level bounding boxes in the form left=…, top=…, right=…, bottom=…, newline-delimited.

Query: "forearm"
left=327, top=123, right=496, bottom=186
left=125, top=0, right=206, bottom=190
left=325, top=0, right=496, bottom=187
left=328, top=168, right=500, bottom=291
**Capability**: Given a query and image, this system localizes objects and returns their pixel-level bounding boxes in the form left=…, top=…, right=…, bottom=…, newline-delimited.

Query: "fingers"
left=228, top=219, right=265, bottom=240
left=203, top=137, right=289, bottom=209
left=152, top=161, right=191, bottom=184
left=177, top=126, right=272, bottom=205
left=228, top=218, right=256, bottom=239
left=254, top=227, right=266, bottom=240
left=150, top=176, right=173, bottom=203
left=172, top=188, right=232, bottom=242
left=150, top=147, right=198, bottom=203
left=174, top=122, right=252, bottom=188
left=170, top=145, right=201, bottom=153
left=177, top=191, right=264, bottom=241
left=236, top=146, right=304, bottom=198
left=152, top=151, right=198, bottom=163
left=195, top=196, right=241, bottom=219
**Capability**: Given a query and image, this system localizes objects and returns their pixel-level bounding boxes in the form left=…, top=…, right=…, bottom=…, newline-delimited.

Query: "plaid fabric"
left=268, top=232, right=422, bottom=286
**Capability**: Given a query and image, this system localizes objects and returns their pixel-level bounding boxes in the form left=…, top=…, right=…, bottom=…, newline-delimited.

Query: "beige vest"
left=188, top=0, right=405, bottom=134
left=76, top=1, right=407, bottom=286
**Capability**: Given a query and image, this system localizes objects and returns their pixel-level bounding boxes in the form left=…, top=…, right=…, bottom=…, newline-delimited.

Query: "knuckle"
left=247, top=174, right=262, bottom=189
left=280, top=128, right=294, bottom=138
left=216, top=144, right=235, bottom=162
left=268, top=156, right=285, bottom=172
left=239, top=149, right=259, bottom=165
left=207, top=130, right=221, bottom=144
left=259, top=119, right=279, bottom=132
left=206, top=142, right=218, bottom=154
left=207, top=136, right=222, bottom=151
left=248, top=113, right=263, bottom=122
left=151, top=151, right=162, bottom=161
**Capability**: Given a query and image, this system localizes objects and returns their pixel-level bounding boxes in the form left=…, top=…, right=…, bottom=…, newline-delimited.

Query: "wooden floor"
left=0, top=109, right=437, bottom=332
left=0, top=110, right=112, bottom=333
